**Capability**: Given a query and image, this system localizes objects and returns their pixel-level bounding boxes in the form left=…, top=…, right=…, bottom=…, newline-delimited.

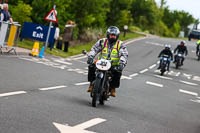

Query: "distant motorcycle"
left=160, top=55, right=168, bottom=76
left=175, top=53, right=184, bottom=69
left=83, top=50, right=115, bottom=107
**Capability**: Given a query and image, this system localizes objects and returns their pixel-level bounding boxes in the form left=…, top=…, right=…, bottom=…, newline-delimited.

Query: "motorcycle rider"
left=196, top=40, right=200, bottom=56
left=157, top=44, right=173, bottom=71
left=173, top=40, right=188, bottom=65
left=87, top=26, right=128, bottom=97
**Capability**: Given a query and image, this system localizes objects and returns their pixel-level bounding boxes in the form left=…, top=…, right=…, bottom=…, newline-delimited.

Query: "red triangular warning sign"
left=45, top=9, right=57, bottom=22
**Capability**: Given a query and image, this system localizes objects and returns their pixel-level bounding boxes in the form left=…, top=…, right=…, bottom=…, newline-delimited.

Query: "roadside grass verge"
left=17, top=32, right=144, bottom=58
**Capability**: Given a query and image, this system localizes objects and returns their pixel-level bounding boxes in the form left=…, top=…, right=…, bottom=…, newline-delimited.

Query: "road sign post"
left=44, top=5, right=57, bottom=52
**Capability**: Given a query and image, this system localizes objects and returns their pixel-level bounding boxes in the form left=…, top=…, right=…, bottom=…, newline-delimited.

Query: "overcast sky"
left=155, top=0, right=200, bottom=20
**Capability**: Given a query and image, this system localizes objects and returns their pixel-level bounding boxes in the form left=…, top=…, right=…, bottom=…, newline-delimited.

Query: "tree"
left=70, top=0, right=109, bottom=35
left=10, top=1, right=32, bottom=25
left=131, top=0, right=160, bottom=29
left=106, top=0, right=133, bottom=29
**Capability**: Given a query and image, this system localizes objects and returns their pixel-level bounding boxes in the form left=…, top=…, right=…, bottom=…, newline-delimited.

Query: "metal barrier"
left=0, top=21, right=21, bottom=55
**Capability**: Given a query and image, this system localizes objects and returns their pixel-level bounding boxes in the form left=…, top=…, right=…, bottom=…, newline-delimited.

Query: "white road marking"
left=145, top=41, right=163, bottom=47
left=183, top=73, right=192, bottom=79
left=179, top=89, right=198, bottom=96
left=121, top=75, right=132, bottom=80
left=193, top=76, right=200, bottom=82
left=39, top=85, right=66, bottom=91
left=149, top=64, right=157, bottom=69
left=175, top=72, right=181, bottom=77
left=54, top=59, right=72, bottom=65
left=191, top=50, right=196, bottom=53
left=53, top=123, right=95, bottom=133
left=125, top=37, right=146, bottom=45
left=75, top=82, right=90, bottom=86
left=129, top=73, right=138, bottom=78
left=74, top=118, right=106, bottom=130
left=0, top=91, right=27, bottom=97
left=154, top=75, right=172, bottom=80
left=146, top=81, right=163, bottom=87
left=72, top=55, right=87, bottom=60
left=179, top=80, right=198, bottom=86
left=53, top=118, right=106, bottom=133
left=157, top=61, right=160, bottom=64
left=190, top=99, right=200, bottom=103
left=139, top=69, right=148, bottom=74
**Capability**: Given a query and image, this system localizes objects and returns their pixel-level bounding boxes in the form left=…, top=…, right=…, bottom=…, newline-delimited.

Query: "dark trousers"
left=88, top=65, right=122, bottom=88
left=50, top=39, right=56, bottom=51
left=64, top=41, right=69, bottom=52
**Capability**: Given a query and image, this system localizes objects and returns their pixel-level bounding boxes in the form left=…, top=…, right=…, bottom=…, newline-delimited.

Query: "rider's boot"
left=87, top=82, right=93, bottom=92
left=110, top=88, right=116, bottom=97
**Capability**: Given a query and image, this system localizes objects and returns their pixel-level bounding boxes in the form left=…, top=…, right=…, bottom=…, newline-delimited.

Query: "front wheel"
left=92, top=78, right=102, bottom=107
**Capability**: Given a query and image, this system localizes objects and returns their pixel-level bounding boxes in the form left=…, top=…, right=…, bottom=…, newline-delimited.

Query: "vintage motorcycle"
left=83, top=50, right=116, bottom=107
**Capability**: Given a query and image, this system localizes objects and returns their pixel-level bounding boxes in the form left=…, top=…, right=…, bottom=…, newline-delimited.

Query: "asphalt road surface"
left=0, top=36, right=200, bottom=133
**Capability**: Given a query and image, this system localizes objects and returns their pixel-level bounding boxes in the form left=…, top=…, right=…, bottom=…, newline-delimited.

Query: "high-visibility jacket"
left=197, top=40, right=200, bottom=45
left=97, top=39, right=122, bottom=66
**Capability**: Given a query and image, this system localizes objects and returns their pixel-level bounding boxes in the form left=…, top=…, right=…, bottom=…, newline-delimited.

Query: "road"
left=0, top=36, right=200, bottom=133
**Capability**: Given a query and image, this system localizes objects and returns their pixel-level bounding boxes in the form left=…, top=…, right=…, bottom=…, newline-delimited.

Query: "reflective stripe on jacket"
left=97, top=38, right=121, bottom=66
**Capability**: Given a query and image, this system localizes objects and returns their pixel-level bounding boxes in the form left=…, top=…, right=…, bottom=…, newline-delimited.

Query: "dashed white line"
left=140, top=69, right=148, bottom=74
left=0, top=91, right=27, bottom=97
left=129, top=73, right=138, bottom=78
left=149, top=64, right=157, bottom=69
left=146, top=81, right=163, bottom=87
left=39, top=85, right=67, bottom=91
left=154, top=75, right=172, bottom=80
left=75, top=82, right=90, bottom=86
left=175, top=72, right=181, bottom=77
left=190, top=99, right=200, bottom=103
left=179, top=80, right=198, bottom=86
left=179, top=89, right=198, bottom=96
left=121, top=75, right=132, bottom=80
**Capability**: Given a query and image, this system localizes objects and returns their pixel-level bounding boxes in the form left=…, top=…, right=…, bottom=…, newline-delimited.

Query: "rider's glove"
left=118, top=63, right=125, bottom=71
left=87, top=57, right=93, bottom=64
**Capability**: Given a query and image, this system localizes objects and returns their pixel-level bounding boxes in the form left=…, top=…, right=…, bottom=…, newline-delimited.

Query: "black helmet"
left=106, top=26, right=120, bottom=43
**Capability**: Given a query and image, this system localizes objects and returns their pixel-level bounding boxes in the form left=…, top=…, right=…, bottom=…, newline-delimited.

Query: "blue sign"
left=21, top=22, right=55, bottom=44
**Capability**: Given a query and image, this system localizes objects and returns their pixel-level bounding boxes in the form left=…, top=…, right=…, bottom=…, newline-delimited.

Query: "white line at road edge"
left=39, top=85, right=67, bottom=91
left=179, top=80, right=198, bottom=86
left=179, top=89, right=198, bottom=96
left=146, top=81, right=163, bottom=87
left=154, top=75, right=173, bottom=80
left=140, top=69, right=148, bottom=74
left=75, top=82, right=90, bottom=86
left=0, top=91, right=27, bottom=97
